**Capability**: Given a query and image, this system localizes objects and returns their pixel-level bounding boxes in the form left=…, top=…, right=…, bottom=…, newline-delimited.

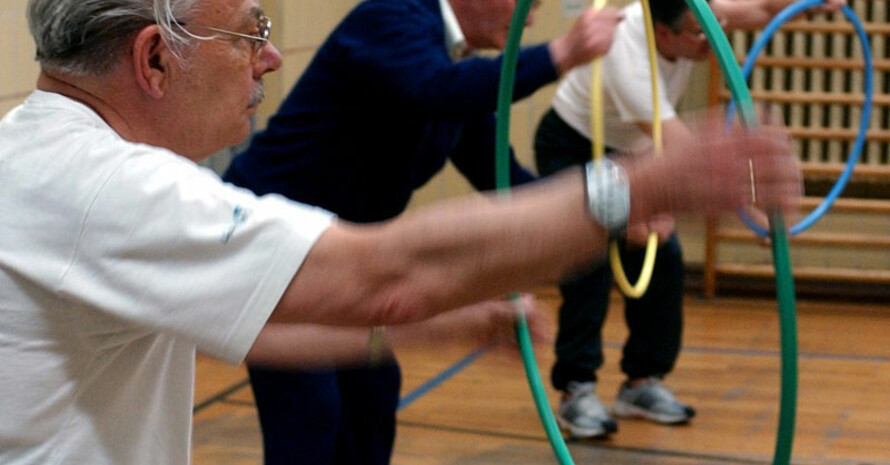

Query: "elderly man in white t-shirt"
left=0, top=0, right=803, bottom=463
left=534, top=0, right=840, bottom=440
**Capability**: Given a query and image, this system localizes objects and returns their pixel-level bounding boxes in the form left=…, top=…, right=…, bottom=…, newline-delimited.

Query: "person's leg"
left=533, top=108, right=591, bottom=178
left=551, top=263, right=619, bottom=438
left=332, top=361, right=402, bottom=465
left=619, top=234, right=684, bottom=378
left=612, top=235, right=696, bottom=424
left=535, top=108, right=616, bottom=438
left=550, top=267, right=609, bottom=390
left=248, top=366, right=342, bottom=465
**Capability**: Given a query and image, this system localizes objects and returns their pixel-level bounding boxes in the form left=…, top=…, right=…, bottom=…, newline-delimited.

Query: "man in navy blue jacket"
left=224, top=1, right=622, bottom=463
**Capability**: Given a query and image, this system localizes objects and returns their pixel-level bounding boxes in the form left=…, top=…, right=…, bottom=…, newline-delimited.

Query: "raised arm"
left=549, top=7, right=625, bottom=74
left=712, top=0, right=846, bottom=30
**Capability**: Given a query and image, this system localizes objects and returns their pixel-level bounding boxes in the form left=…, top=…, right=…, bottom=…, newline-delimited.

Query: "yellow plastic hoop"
left=590, top=0, right=661, bottom=298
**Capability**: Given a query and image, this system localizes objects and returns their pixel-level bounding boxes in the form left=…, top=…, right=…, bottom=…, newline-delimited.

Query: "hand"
left=549, top=7, right=624, bottom=74
left=813, top=0, right=845, bottom=13
left=398, top=294, right=551, bottom=348
left=463, top=293, right=551, bottom=346
left=624, top=214, right=675, bottom=248
left=626, top=111, right=802, bottom=221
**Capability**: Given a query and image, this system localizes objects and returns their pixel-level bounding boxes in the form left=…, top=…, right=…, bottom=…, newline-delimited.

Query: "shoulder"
left=329, top=0, right=442, bottom=46
left=616, top=3, right=646, bottom=43
left=344, top=0, right=439, bottom=25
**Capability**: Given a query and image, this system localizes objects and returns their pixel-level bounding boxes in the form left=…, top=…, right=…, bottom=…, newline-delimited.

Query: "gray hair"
left=27, top=0, right=204, bottom=76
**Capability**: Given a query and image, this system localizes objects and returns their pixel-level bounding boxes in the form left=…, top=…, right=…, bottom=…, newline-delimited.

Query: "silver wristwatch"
left=583, top=158, right=630, bottom=237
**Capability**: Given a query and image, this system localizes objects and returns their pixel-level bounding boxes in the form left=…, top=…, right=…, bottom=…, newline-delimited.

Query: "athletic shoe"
left=556, top=381, right=619, bottom=438
left=613, top=377, right=696, bottom=424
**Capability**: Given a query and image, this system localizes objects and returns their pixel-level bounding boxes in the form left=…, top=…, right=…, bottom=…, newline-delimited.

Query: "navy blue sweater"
left=225, top=0, right=559, bottom=222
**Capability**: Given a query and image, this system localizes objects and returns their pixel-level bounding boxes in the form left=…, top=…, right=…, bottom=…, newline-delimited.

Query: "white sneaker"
left=556, top=381, right=618, bottom=438
left=613, top=378, right=696, bottom=424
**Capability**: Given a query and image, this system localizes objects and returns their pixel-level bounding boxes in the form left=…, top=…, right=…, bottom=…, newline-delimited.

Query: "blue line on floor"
left=397, top=347, right=488, bottom=411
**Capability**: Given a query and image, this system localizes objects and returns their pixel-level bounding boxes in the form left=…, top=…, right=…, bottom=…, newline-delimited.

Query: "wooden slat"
left=716, top=229, right=890, bottom=248
left=779, top=20, right=890, bottom=35
left=715, top=263, right=890, bottom=283
left=800, top=162, right=890, bottom=178
left=718, top=89, right=888, bottom=107
left=800, top=196, right=890, bottom=213
left=735, top=56, right=890, bottom=72
left=783, top=127, right=890, bottom=143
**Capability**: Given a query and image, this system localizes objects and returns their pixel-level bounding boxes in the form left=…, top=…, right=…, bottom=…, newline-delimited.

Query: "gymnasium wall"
left=0, top=0, right=38, bottom=118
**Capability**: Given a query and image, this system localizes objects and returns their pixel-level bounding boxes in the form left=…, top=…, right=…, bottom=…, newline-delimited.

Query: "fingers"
left=817, top=0, right=845, bottom=13
left=624, top=213, right=673, bottom=248
left=551, top=7, right=623, bottom=72
left=636, top=112, right=802, bottom=219
left=623, top=222, right=651, bottom=247
left=747, top=137, right=803, bottom=213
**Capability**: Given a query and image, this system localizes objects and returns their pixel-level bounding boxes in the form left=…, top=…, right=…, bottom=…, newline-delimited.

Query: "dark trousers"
left=248, top=362, right=401, bottom=465
left=534, top=108, right=685, bottom=391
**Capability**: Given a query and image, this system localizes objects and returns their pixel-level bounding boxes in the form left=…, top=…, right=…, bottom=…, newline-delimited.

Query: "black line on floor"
left=193, top=378, right=250, bottom=414
left=220, top=398, right=255, bottom=408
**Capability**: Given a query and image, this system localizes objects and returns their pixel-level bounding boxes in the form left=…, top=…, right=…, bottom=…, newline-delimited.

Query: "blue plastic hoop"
left=728, top=0, right=873, bottom=237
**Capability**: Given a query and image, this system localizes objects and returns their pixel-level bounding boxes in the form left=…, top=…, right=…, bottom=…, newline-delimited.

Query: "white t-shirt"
left=0, top=91, right=334, bottom=465
left=552, top=1, right=695, bottom=152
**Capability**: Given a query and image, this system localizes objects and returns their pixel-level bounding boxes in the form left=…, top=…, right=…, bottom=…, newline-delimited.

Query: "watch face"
left=586, top=159, right=630, bottom=235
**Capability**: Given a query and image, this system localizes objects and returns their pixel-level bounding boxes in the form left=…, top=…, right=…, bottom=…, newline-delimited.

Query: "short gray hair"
left=27, top=0, right=203, bottom=76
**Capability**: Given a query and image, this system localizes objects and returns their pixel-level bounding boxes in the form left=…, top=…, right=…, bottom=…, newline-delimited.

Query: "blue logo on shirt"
left=221, top=205, right=250, bottom=243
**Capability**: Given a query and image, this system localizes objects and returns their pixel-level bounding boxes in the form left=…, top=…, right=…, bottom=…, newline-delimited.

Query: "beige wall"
left=0, top=1, right=39, bottom=117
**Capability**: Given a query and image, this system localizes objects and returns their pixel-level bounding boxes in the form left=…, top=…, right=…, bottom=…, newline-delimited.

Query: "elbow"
left=365, top=285, right=434, bottom=326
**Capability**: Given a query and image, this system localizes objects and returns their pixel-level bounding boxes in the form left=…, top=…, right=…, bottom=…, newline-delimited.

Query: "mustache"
left=249, top=79, right=266, bottom=108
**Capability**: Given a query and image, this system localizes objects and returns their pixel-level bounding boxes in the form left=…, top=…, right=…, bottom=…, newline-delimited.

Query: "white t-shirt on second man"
left=552, top=1, right=695, bottom=152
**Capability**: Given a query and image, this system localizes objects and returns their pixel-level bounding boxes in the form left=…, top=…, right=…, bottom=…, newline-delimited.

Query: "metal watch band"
left=583, top=158, right=630, bottom=237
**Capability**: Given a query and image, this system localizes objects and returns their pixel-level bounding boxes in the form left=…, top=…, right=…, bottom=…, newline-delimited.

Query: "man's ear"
left=132, top=25, right=174, bottom=99
left=653, top=22, right=674, bottom=47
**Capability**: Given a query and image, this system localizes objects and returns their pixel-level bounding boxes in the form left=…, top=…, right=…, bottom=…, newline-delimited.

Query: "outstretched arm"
left=247, top=295, right=546, bottom=368
left=268, top=118, right=800, bottom=328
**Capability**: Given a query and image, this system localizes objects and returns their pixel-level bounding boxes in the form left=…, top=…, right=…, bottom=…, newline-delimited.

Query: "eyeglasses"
left=183, top=14, right=272, bottom=61
left=676, top=28, right=707, bottom=43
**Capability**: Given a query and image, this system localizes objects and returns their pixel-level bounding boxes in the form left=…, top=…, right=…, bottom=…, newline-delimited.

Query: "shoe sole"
left=556, top=415, right=614, bottom=438
left=613, top=400, right=690, bottom=425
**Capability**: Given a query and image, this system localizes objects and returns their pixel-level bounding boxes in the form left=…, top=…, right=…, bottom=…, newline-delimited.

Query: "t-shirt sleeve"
left=59, top=149, right=334, bottom=363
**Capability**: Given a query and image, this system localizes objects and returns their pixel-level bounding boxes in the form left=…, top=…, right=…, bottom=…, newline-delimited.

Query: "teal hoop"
left=496, top=2, right=800, bottom=465
left=495, top=0, right=575, bottom=463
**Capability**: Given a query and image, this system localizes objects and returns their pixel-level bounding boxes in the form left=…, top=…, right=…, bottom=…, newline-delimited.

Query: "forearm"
left=450, top=116, right=537, bottom=191
left=273, top=169, right=605, bottom=327
left=249, top=297, right=539, bottom=368
left=711, top=0, right=821, bottom=29
left=637, top=117, right=694, bottom=148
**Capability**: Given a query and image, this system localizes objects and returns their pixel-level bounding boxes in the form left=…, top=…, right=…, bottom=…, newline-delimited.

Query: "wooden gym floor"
left=191, top=289, right=890, bottom=465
